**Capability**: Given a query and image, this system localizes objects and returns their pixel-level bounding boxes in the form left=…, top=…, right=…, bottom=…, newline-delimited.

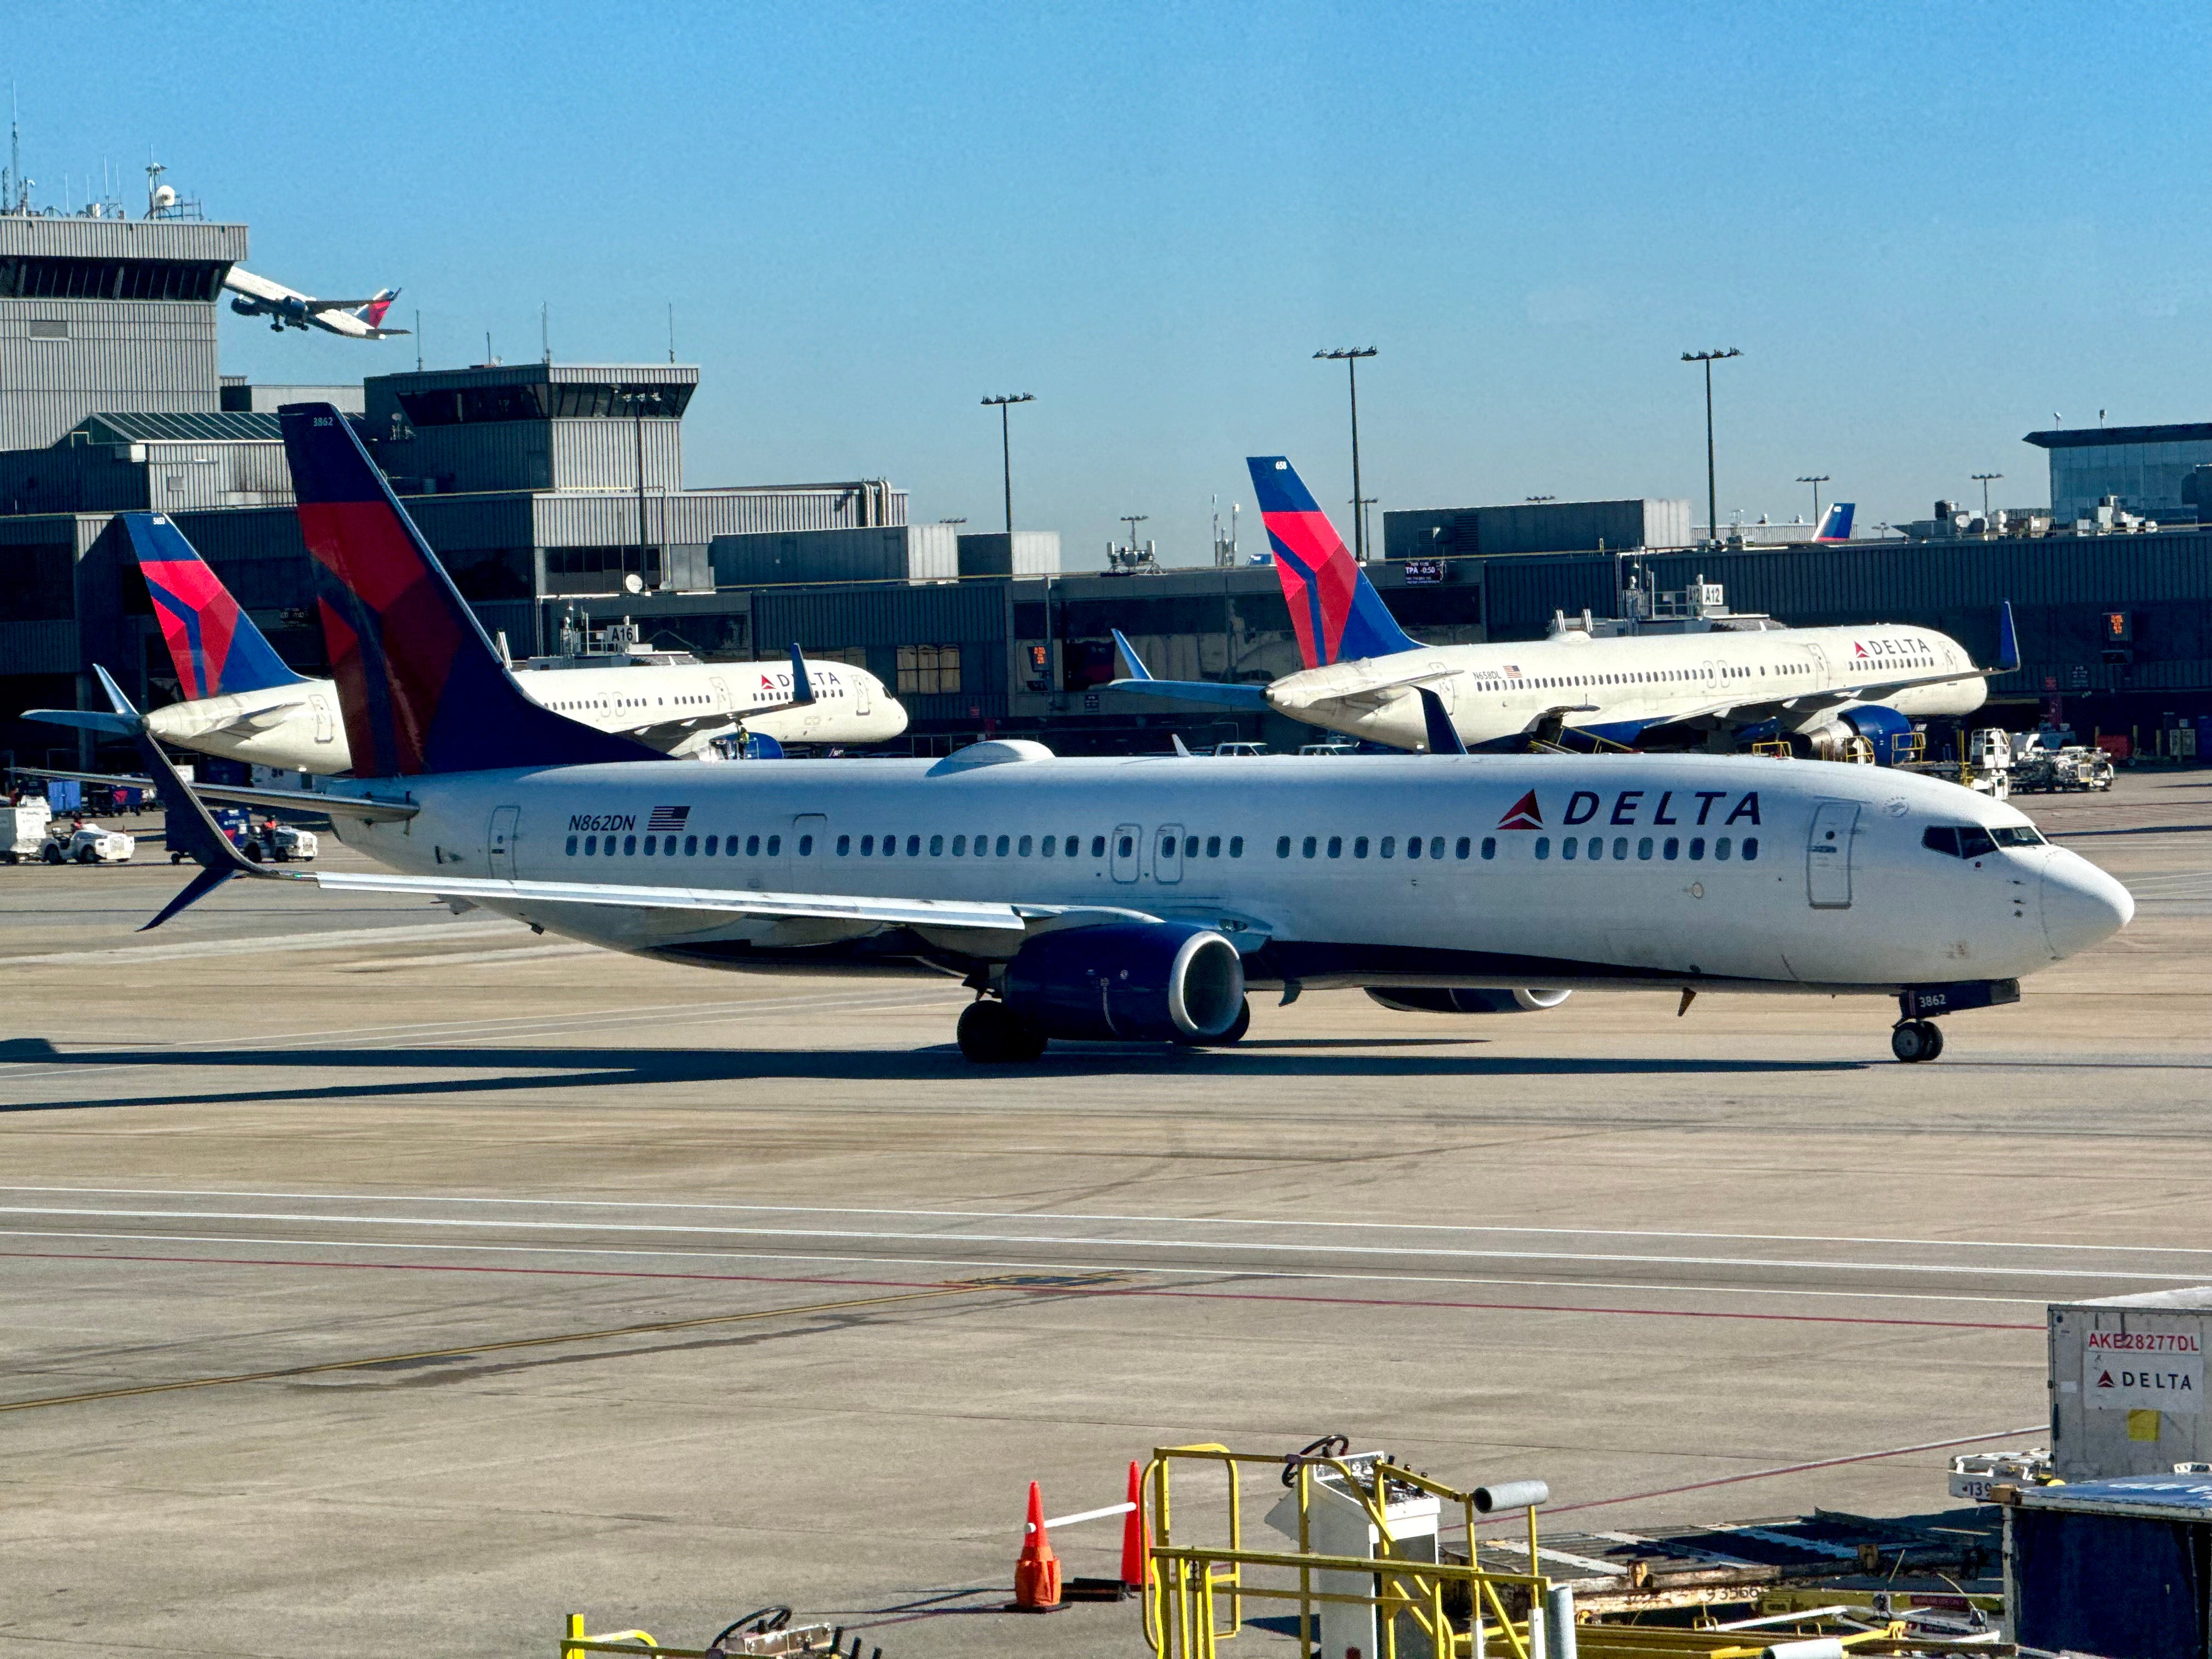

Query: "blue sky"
left=19, top=3, right=2212, bottom=558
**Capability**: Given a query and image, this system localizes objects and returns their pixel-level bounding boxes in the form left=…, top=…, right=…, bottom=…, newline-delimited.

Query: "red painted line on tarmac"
left=1483, top=1424, right=2049, bottom=1525
left=0, top=1249, right=2041, bottom=1331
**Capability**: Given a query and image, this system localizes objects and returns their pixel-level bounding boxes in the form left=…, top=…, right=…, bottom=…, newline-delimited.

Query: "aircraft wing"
left=309, top=309, right=406, bottom=340
left=611, top=712, right=742, bottom=749
left=9, top=764, right=155, bottom=790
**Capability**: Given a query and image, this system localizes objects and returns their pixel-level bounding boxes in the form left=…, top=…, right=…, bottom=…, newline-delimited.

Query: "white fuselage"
left=321, top=750, right=2129, bottom=996
left=144, top=657, right=906, bottom=774
left=1270, top=624, right=1989, bottom=749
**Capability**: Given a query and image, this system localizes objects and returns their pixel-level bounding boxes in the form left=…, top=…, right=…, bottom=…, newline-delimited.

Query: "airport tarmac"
left=3, top=770, right=2208, bottom=1659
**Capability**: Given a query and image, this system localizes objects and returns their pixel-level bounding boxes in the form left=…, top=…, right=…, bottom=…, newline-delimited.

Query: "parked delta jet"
left=24, top=514, right=905, bottom=770
left=223, top=268, right=409, bottom=339
left=1109, top=458, right=1994, bottom=758
left=100, top=404, right=2131, bottom=1069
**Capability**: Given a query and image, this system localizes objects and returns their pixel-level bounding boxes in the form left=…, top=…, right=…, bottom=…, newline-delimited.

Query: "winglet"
left=1417, top=687, right=1468, bottom=755
left=787, top=643, right=815, bottom=707
left=93, top=664, right=267, bottom=929
left=1996, top=600, right=2018, bottom=674
left=1171, top=733, right=1193, bottom=757
left=1112, top=629, right=1153, bottom=681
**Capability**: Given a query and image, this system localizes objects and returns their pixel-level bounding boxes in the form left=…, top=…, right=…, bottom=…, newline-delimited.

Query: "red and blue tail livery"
left=1246, top=456, right=1419, bottom=669
left=125, top=513, right=307, bottom=701
left=279, top=403, right=657, bottom=777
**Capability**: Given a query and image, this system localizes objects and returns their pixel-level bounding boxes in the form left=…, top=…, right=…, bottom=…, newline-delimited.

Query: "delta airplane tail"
left=1246, top=456, right=1420, bottom=669
left=351, top=287, right=400, bottom=330
left=278, top=403, right=656, bottom=776
left=126, top=514, right=308, bottom=701
left=1814, top=501, right=1855, bottom=542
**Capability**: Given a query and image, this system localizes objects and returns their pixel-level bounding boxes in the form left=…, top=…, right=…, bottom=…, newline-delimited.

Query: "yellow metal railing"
left=1141, top=1444, right=1551, bottom=1659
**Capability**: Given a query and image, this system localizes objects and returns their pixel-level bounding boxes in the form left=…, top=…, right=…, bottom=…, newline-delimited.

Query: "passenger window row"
left=565, top=832, right=786, bottom=857
left=1536, top=834, right=1756, bottom=863
left=1276, top=834, right=1500, bottom=861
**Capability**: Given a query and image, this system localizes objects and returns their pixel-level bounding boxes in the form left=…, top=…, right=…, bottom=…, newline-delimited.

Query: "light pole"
left=1796, top=474, right=1829, bottom=524
left=1682, top=348, right=1741, bottom=546
left=981, top=393, right=1035, bottom=535
left=615, top=387, right=666, bottom=583
left=1315, top=347, right=1378, bottom=561
left=1972, top=472, right=2003, bottom=521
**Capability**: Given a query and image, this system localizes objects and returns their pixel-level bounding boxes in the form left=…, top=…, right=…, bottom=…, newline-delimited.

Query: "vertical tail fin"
left=1245, top=455, right=1419, bottom=668
left=124, top=513, right=307, bottom=700
left=1814, top=501, right=1855, bottom=541
left=352, top=287, right=399, bottom=329
left=279, top=403, right=657, bottom=777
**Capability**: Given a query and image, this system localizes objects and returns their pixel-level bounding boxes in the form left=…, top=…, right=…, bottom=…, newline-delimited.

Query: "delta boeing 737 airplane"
left=107, top=403, right=2130, bottom=1067
left=1111, top=458, right=2002, bottom=759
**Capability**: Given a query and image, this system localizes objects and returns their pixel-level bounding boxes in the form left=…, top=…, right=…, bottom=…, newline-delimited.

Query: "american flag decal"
left=647, top=805, right=691, bottom=833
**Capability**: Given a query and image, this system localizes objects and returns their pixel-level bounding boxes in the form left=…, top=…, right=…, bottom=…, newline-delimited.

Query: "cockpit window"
left=1923, top=823, right=2036, bottom=858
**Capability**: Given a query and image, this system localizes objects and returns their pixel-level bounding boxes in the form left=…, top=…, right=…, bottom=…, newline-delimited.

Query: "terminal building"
left=3, top=195, right=2211, bottom=769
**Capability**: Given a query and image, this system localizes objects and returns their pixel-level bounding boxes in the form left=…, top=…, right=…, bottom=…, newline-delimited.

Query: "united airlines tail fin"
left=279, top=402, right=657, bottom=777
left=1814, top=501, right=1855, bottom=542
left=1246, top=456, right=1420, bottom=669
left=125, top=513, right=307, bottom=701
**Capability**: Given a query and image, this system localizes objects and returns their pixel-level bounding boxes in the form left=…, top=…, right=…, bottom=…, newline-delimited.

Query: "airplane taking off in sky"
left=24, top=514, right=905, bottom=770
left=105, top=403, right=2131, bottom=1069
left=1110, top=458, right=2000, bottom=759
left=222, top=268, right=409, bottom=338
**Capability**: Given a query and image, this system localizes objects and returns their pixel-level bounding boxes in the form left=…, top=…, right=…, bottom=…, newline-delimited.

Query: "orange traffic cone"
left=1120, top=1460, right=1148, bottom=1590
left=1013, top=1481, right=1062, bottom=1611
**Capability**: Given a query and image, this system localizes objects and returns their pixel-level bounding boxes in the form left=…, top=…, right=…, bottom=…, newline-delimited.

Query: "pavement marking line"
left=0, top=919, right=523, bottom=968
left=0, top=1243, right=2047, bottom=1327
left=1, top=1186, right=2194, bottom=1257
left=0, top=1282, right=984, bottom=1416
left=1499, top=1424, right=2050, bottom=1523
left=0, top=1205, right=2190, bottom=1281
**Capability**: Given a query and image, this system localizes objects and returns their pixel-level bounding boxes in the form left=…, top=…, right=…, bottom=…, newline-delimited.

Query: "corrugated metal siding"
left=0, top=219, right=247, bottom=261
left=0, top=298, right=222, bottom=449
left=715, top=527, right=912, bottom=585
left=548, top=418, right=681, bottom=492
left=0, top=618, right=78, bottom=673
left=1384, top=500, right=1691, bottom=559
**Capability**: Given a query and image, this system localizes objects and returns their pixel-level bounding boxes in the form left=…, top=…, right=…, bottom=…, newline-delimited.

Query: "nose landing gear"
left=1891, top=1019, right=1945, bottom=1064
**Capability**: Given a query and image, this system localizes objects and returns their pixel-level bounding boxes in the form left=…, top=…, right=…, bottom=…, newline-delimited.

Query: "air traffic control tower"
left=0, top=212, right=246, bottom=449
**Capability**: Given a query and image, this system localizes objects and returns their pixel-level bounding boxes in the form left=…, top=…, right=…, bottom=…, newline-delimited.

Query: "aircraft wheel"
left=1183, top=996, right=1251, bottom=1048
left=957, top=999, right=1047, bottom=1064
left=1891, top=1020, right=1944, bottom=1064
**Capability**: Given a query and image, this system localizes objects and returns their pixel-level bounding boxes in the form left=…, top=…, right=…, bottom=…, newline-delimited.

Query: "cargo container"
left=2050, top=1288, right=2212, bottom=1480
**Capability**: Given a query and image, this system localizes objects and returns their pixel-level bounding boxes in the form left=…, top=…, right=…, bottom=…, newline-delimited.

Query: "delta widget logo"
left=1497, top=791, right=1543, bottom=830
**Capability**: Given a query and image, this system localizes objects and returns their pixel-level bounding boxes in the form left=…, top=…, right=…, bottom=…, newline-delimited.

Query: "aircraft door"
left=488, top=805, right=520, bottom=879
left=787, top=813, right=827, bottom=883
left=709, top=676, right=730, bottom=714
left=854, top=671, right=872, bottom=715
left=1154, top=823, right=1186, bottom=885
left=1806, top=802, right=1859, bottom=909
left=1803, top=641, right=1830, bottom=688
left=309, top=693, right=334, bottom=744
left=1426, top=663, right=1455, bottom=710
left=1110, top=822, right=1142, bottom=884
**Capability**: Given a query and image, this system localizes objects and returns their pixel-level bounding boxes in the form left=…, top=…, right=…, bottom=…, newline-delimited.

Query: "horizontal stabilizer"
left=22, top=708, right=139, bottom=737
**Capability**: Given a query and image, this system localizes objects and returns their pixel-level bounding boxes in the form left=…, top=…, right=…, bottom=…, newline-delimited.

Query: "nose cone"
left=2040, top=853, right=2134, bottom=958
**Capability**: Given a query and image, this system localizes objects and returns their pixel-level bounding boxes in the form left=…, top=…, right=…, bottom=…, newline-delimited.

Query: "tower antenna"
left=541, top=301, right=551, bottom=365
left=667, top=301, right=675, bottom=364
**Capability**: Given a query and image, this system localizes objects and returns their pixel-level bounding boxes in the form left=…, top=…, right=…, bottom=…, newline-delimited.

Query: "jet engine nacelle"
left=1799, top=703, right=1916, bottom=765
left=1003, top=921, right=1246, bottom=1042
left=1364, top=987, right=1572, bottom=1014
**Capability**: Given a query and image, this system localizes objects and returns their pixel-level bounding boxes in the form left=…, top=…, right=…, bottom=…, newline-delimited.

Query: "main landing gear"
left=957, top=998, right=1047, bottom=1064
left=953, top=994, right=1254, bottom=1063
left=1890, top=1019, right=1945, bottom=1064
